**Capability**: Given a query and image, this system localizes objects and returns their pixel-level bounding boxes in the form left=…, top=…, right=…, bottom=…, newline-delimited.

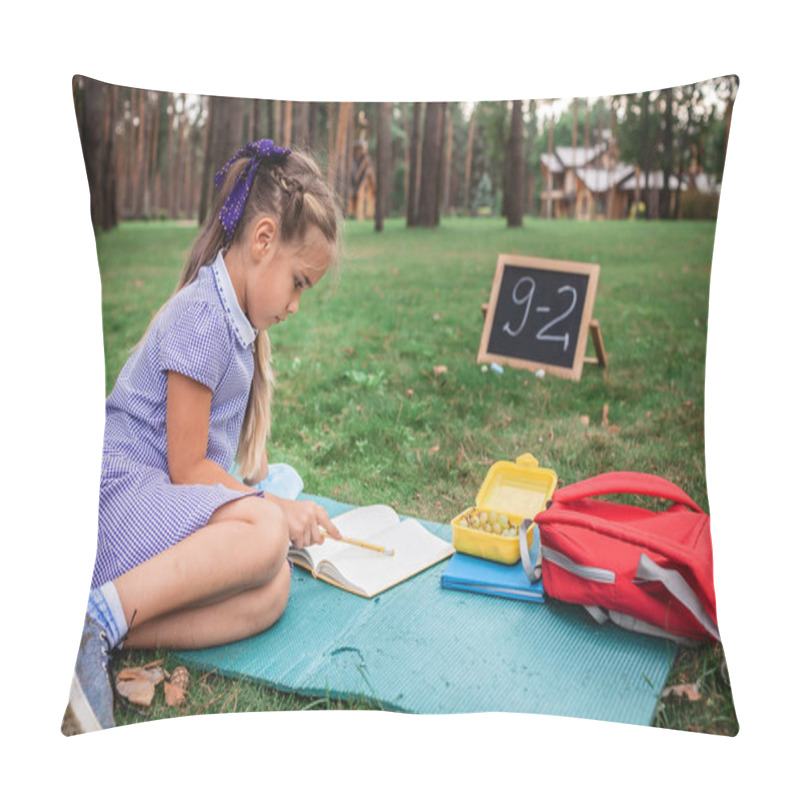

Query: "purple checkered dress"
left=92, top=251, right=261, bottom=589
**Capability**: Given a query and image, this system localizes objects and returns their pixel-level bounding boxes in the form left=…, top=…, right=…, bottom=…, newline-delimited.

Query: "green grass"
left=94, top=215, right=737, bottom=734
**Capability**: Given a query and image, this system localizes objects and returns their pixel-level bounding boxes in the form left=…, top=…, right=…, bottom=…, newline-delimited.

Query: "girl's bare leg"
left=122, top=561, right=291, bottom=649
left=112, top=495, right=290, bottom=646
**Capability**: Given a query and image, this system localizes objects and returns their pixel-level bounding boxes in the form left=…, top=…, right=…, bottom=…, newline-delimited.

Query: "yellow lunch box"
left=451, top=453, right=558, bottom=564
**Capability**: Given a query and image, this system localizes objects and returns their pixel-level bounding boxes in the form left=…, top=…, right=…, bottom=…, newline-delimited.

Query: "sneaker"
left=62, top=614, right=116, bottom=734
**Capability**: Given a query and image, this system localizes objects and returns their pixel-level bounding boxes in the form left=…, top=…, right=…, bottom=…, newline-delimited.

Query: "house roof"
left=539, top=152, right=563, bottom=172
left=555, top=144, right=607, bottom=168
left=575, top=164, right=635, bottom=192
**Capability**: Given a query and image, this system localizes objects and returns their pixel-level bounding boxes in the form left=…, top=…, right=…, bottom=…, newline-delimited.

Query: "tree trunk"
left=463, top=104, right=476, bottom=213
left=133, top=89, right=147, bottom=219
left=416, top=102, right=444, bottom=227
left=249, top=98, right=259, bottom=141
left=198, top=95, right=245, bottom=224
left=571, top=98, right=578, bottom=218
left=307, top=102, right=318, bottom=151
left=406, top=103, right=421, bottom=225
left=674, top=87, right=693, bottom=220
left=166, top=94, right=176, bottom=219
left=330, top=102, right=352, bottom=213
left=274, top=101, right=282, bottom=144
left=147, top=92, right=160, bottom=215
left=442, top=106, right=454, bottom=215
left=103, top=83, right=119, bottom=229
left=76, top=76, right=117, bottom=231
left=295, top=101, right=310, bottom=148
left=608, top=97, right=618, bottom=219
left=198, top=96, right=216, bottom=225
left=174, top=94, right=188, bottom=219
left=506, top=100, right=524, bottom=227
left=660, top=87, right=673, bottom=219
left=375, top=102, right=392, bottom=232
left=283, top=100, right=293, bottom=145
left=641, top=93, right=651, bottom=218
left=197, top=106, right=211, bottom=224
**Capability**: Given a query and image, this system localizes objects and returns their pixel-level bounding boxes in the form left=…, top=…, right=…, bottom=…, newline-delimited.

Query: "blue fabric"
left=94, top=254, right=260, bottom=589
left=176, top=494, right=677, bottom=724
left=250, top=463, right=304, bottom=499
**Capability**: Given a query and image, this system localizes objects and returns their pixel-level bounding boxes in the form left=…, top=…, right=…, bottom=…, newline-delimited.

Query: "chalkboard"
left=477, top=254, right=601, bottom=381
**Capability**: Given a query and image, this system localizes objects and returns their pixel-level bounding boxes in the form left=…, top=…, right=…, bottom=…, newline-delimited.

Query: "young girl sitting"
left=64, top=139, right=343, bottom=734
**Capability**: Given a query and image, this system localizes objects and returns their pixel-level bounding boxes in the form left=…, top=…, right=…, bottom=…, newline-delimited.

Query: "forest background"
left=73, top=75, right=736, bottom=234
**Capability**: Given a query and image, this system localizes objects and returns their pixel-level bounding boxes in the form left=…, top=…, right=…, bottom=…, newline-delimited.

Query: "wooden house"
left=540, top=137, right=715, bottom=220
left=348, top=138, right=376, bottom=220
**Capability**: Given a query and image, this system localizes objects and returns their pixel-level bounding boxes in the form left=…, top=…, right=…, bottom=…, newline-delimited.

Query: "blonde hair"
left=168, top=148, right=341, bottom=481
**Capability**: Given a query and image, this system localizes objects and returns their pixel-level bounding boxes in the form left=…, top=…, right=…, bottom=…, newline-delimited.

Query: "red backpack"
left=528, top=472, right=720, bottom=644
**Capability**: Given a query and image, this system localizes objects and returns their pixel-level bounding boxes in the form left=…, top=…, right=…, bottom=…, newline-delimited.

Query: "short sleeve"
left=158, top=300, right=232, bottom=391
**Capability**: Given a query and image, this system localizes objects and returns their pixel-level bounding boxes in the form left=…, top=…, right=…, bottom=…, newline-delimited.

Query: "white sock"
left=87, top=582, right=129, bottom=649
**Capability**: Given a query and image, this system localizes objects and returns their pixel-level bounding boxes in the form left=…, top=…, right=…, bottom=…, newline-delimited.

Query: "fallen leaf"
left=661, top=682, right=702, bottom=702
left=433, top=365, right=448, bottom=377
left=115, top=664, right=166, bottom=707
left=579, top=415, right=590, bottom=427
left=116, top=679, right=155, bottom=706
left=117, top=665, right=166, bottom=685
left=428, top=444, right=440, bottom=456
left=608, top=424, right=620, bottom=434
left=683, top=400, right=693, bottom=408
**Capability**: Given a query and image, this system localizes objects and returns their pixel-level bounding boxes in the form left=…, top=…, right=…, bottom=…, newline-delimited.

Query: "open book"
left=289, top=504, right=454, bottom=598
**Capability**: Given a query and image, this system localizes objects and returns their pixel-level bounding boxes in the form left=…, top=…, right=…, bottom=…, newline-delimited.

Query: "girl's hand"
left=275, top=498, right=341, bottom=548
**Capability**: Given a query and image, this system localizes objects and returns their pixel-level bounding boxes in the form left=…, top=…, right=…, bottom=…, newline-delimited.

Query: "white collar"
left=210, top=250, right=258, bottom=349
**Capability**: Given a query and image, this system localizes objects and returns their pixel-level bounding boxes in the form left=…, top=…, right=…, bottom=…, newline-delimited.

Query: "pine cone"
left=169, top=665, right=190, bottom=689
left=164, top=665, right=190, bottom=707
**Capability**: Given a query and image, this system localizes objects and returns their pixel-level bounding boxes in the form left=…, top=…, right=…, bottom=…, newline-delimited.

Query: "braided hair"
left=169, top=148, right=341, bottom=481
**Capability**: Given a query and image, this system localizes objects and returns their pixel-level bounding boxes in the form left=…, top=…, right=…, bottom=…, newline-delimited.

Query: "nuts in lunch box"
left=460, top=509, right=519, bottom=538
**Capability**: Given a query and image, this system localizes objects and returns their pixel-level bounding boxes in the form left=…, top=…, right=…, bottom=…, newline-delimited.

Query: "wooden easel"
left=481, top=304, right=608, bottom=371
left=585, top=319, right=608, bottom=368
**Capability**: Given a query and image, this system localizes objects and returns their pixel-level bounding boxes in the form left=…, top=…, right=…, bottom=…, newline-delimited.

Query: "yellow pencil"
left=321, top=531, right=395, bottom=557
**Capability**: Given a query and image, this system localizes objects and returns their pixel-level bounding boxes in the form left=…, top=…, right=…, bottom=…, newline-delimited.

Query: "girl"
left=64, top=139, right=342, bottom=734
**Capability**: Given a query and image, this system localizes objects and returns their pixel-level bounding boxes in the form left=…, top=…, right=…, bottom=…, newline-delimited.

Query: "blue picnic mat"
left=176, top=494, right=677, bottom=724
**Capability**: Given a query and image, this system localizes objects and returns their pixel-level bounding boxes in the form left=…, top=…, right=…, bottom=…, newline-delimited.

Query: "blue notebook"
left=440, top=552, right=545, bottom=603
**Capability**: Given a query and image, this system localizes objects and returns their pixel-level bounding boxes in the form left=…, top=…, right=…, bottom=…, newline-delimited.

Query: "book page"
left=294, top=506, right=453, bottom=597
left=289, top=505, right=399, bottom=572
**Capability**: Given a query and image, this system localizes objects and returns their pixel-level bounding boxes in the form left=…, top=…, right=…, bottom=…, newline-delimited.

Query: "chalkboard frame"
left=477, top=254, right=601, bottom=381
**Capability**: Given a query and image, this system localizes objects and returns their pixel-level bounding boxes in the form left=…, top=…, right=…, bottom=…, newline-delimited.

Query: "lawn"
left=93, top=215, right=737, bottom=735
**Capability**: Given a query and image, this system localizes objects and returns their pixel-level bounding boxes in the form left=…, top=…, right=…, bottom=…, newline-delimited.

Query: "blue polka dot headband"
left=214, top=139, right=291, bottom=242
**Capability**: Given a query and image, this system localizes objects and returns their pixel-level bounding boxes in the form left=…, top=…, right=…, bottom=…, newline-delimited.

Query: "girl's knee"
left=215, top=495, right=289, bottom=581
left=246, top=560, right=291, bottom=635
left=253, top=498, right=290, bottom=565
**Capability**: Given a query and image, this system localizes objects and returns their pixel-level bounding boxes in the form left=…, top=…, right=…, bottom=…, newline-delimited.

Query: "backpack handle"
left=551, top=472, right=704, bottom=514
